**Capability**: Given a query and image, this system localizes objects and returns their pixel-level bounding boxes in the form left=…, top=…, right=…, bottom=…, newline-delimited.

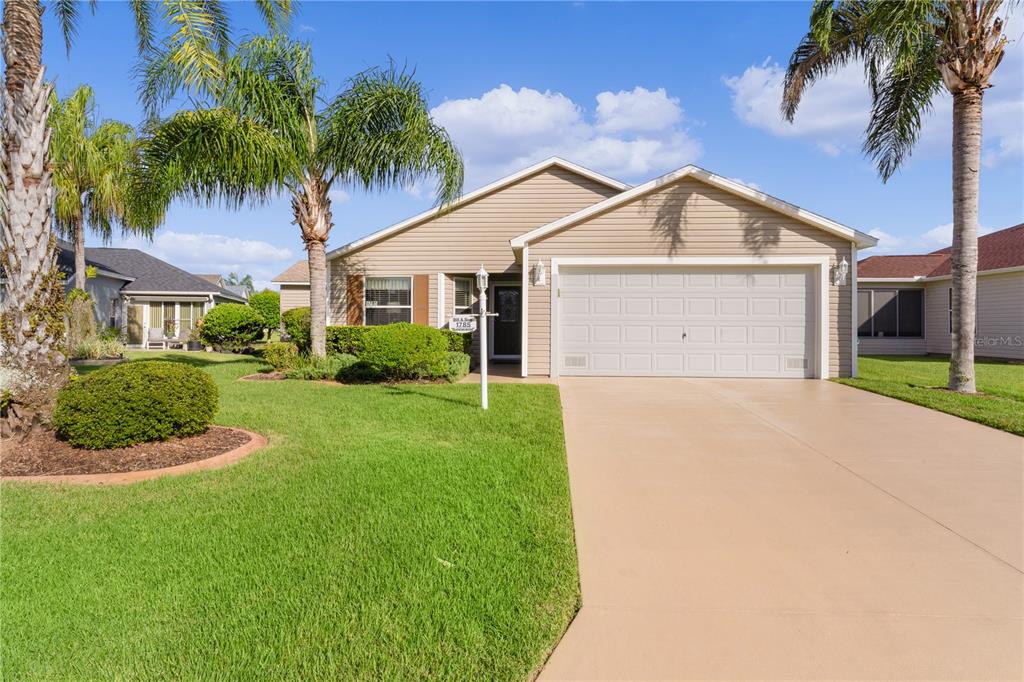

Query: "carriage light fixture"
left=531, top=260, right=546, bottom=286
left=834, top=257, right=849, bottom=286
left=476, top=265, right=489, bottom=293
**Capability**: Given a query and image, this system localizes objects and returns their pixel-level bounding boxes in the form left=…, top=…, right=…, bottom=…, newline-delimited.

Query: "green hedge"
left=441, top=329, right=472, bottom=353
left=52, top=361, right=218, bottom=449
left=326, top=326, right=371, bottom=355
left=359, top=323, right=449, bottom=380
left=445, top=352, right=471, bottom=382
left=282, top=307, right=311, bottom=352
left=248, top=289, right=281, bottom=333
left=200, top=304, right=264, bottom=351
left=261, top=342, right=300, bottom=370
left=284, top=354, right=359, bottom=381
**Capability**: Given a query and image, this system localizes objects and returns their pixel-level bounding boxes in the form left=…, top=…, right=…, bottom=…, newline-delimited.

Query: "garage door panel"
left=558, top=266, right=815, bottom=378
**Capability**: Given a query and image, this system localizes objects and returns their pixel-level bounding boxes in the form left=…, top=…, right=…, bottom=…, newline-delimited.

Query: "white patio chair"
left=146, top=328, right=167, bottom=350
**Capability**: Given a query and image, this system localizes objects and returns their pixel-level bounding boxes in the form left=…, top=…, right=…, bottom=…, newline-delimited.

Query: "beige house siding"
left=328, top=167, right=620, bottom=324
left=857, top=283, right=928, bottom=355
left=525, top=178, right=854, bottom=377
left=279, top=283, right=310, bottom=313
left=924, top=272, right=1024, bottom=360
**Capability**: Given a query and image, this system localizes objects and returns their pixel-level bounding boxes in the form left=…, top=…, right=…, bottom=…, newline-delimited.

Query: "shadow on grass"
left=381, top=385, right=479, bottom=408
left=127, top=351, right=259, bottom=369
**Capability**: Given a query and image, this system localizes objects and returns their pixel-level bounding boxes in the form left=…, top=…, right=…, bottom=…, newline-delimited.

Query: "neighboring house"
left=858, top=223, right=1024, bottom=360
left=272, top=260, right=311, bottom=314
left=57, top=244, right=247, bottom=346
left=195, top=273, right=250, bottom=301
left=324, top=157, right=876, bottom=379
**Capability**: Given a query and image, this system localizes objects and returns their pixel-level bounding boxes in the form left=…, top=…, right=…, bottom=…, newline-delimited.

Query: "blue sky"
left=42, top=1, right=1023, bottom=289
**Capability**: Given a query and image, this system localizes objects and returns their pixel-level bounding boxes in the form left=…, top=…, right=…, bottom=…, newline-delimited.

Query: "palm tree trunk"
left=73, top=215, right=86, bottom=289
left=948, top=86, right=982, bottom=393
left=307, top=239, right=327, bottom=357
left=292, top=176, right=332, bottom=358
left=1, top=0, right=69, bottom=435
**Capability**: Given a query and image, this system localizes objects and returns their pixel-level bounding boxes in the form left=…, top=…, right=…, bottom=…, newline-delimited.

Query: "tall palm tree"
left=137, top=35, right=464, bottom=357
left=781, top=0, right=1011, bottom=393
left=50, top=85, right=141, bottom=290
left=0, top=0, right=291, bottom=433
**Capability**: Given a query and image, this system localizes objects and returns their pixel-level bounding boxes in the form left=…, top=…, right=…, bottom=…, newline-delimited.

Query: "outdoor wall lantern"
left=834, top=257, right=849, bottom=286
left=531, top=259, right=546, bottom=286
left=476, top=265, right=489, bottom=293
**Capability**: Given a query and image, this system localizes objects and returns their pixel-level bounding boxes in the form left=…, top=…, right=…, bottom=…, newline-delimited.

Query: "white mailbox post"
left=476, top=265, right=493, bottom=409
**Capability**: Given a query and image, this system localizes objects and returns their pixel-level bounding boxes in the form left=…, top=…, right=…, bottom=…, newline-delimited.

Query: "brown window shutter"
left=413, top=275, right=429, bottom=325
left=346, top=275, right=364, bottom=325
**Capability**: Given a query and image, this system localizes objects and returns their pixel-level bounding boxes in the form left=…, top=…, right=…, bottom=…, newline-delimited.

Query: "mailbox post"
left=476, top=265, right=490, bottom=409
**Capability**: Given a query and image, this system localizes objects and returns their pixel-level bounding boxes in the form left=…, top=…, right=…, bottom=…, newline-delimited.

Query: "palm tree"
left=50, top=85, right=141, bottom=290
left=137, top=35, right=464, bottom=357
left=225, top=272, right=255, bottom=295
left=0, top=0, right=291, bottom=433
left=781, top=0, right=1011, bottom=393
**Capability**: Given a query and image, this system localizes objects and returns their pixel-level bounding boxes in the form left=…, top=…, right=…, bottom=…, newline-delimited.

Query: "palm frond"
left=863, top=41, right=944, bottom=180
left=782, top=1, right=878, bottom=121
left=134, top=108, right=295, bottom=227
left=254, top=0, right=293, bottom=31
left=129, top=0, right=156, bottom=53
left=319, top=64, right=464, bottom=207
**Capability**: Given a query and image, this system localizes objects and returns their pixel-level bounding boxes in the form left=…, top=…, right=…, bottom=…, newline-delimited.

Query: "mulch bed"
left=1, top=426, right=252, bottom=477
left=239, top=372, right=286, bottom=381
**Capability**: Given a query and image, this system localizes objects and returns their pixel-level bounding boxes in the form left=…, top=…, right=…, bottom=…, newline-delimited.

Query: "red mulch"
left=1, top=426, right=251, bottom=477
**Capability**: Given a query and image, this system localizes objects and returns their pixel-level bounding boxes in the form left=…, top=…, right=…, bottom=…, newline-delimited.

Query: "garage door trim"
left=549, top=256, right=831, bottom=380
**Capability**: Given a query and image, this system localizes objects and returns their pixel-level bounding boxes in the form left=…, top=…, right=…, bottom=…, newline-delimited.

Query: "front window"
left=454, top=277, right=474, bottom=314
left=364, top=276, right=412, bottom=325
left=857, top=289, right=923, bottom=338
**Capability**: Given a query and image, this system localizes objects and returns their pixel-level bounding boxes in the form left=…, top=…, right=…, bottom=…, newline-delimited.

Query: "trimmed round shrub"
left=262, top=341, right=300, bottom=370
left=200, top=303, right=264, bottom=351
left=326, top=325, right=372, bottom=356
left=360, top=322, right=448, bottom=380
left=444, top=351, right=471, bottom=382
left=441, top=329, right=472, bottom=353
left=52, top=361, right=218, bottom=449
left=282, top=306, right=311, bottom=353
left=248, top=289, right=281, bottom=334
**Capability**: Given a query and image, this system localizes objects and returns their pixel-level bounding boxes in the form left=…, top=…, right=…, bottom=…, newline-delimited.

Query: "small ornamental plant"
left=199, top=304, right=264, bottom=351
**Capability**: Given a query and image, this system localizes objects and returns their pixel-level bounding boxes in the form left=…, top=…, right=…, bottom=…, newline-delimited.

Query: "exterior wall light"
left=834, top=257, right=849, bottom=286
left=531, top=260, right=546, bottom=286
left=476, top=265, right=489, bottom=293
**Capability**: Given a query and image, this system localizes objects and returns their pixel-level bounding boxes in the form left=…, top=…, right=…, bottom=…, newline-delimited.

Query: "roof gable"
left=510, top=165, right=876, bottom=249
left=84, top=248, right=246, bottom=301
left=859, top=223, right=1024, bottom=279
left=272, top=260, right=310, bottom=283
left=326, top=157, right=627, bottom=259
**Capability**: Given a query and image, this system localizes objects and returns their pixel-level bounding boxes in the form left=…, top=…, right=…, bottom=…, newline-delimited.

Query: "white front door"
left=557, top=266, right=815, bottom=377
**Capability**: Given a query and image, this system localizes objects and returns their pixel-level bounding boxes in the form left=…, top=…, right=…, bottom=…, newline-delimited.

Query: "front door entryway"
left=491, top=285, right=521, bottom=358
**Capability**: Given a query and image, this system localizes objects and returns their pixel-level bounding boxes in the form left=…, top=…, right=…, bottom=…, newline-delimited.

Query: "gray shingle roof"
left=82, top=248, right=246, bottom=301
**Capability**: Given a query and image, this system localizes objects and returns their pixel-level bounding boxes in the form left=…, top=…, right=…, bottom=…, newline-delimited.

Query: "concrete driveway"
left=540, top=378, right=1023, bottom=681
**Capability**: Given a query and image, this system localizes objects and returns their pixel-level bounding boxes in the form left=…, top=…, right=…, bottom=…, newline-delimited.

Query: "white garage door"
left=557, top=267, right=816, bottom=378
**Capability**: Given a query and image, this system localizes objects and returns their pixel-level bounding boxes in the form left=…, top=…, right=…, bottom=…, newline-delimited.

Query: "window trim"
left=453, top=276, right=474, bottom=315
left=858, top=288, right=924, bottom=339
left=363, top=275, right=413, bottom=326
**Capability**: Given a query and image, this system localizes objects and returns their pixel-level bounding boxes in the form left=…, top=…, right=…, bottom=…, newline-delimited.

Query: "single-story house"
left=272, top=260, right=311, bottom=314
left=858, top=223, right=1023, bottom=360
left=195, top=273, right=250, bottom=302
left=324, top=158, right=877, bottom=379
left=57, top=244, right=247, bottom=346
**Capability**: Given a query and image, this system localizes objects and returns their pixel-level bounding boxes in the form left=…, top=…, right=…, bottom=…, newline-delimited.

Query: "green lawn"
left=836, top=355, right=1024, bottom=436
left=1, top=352, right=578, bottom=680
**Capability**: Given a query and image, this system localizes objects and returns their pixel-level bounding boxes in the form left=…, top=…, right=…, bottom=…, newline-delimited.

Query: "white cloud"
left=727, top=177, right=761, bottom=191
left=724, top=27, right=1024, bottom=168
left=112, top=230, right=294, bottom=291
left=595, top=86, right=682, bottom=134
left=328, top=189, right=350, bottom=204
left=866, top=222, right=997, bottom=254
left=431, top=83, right=701, bottom=186
left=298, top=24, right=316, bottom=33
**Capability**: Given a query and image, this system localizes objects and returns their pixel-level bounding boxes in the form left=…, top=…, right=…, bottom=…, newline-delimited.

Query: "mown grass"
left=1, top=352, right=578, bottom=680
left=836, top=355, right=1024, bottom=436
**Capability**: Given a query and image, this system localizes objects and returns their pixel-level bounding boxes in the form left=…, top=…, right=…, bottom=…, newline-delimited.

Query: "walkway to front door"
left=540, top=378, right=1022, bottom=680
